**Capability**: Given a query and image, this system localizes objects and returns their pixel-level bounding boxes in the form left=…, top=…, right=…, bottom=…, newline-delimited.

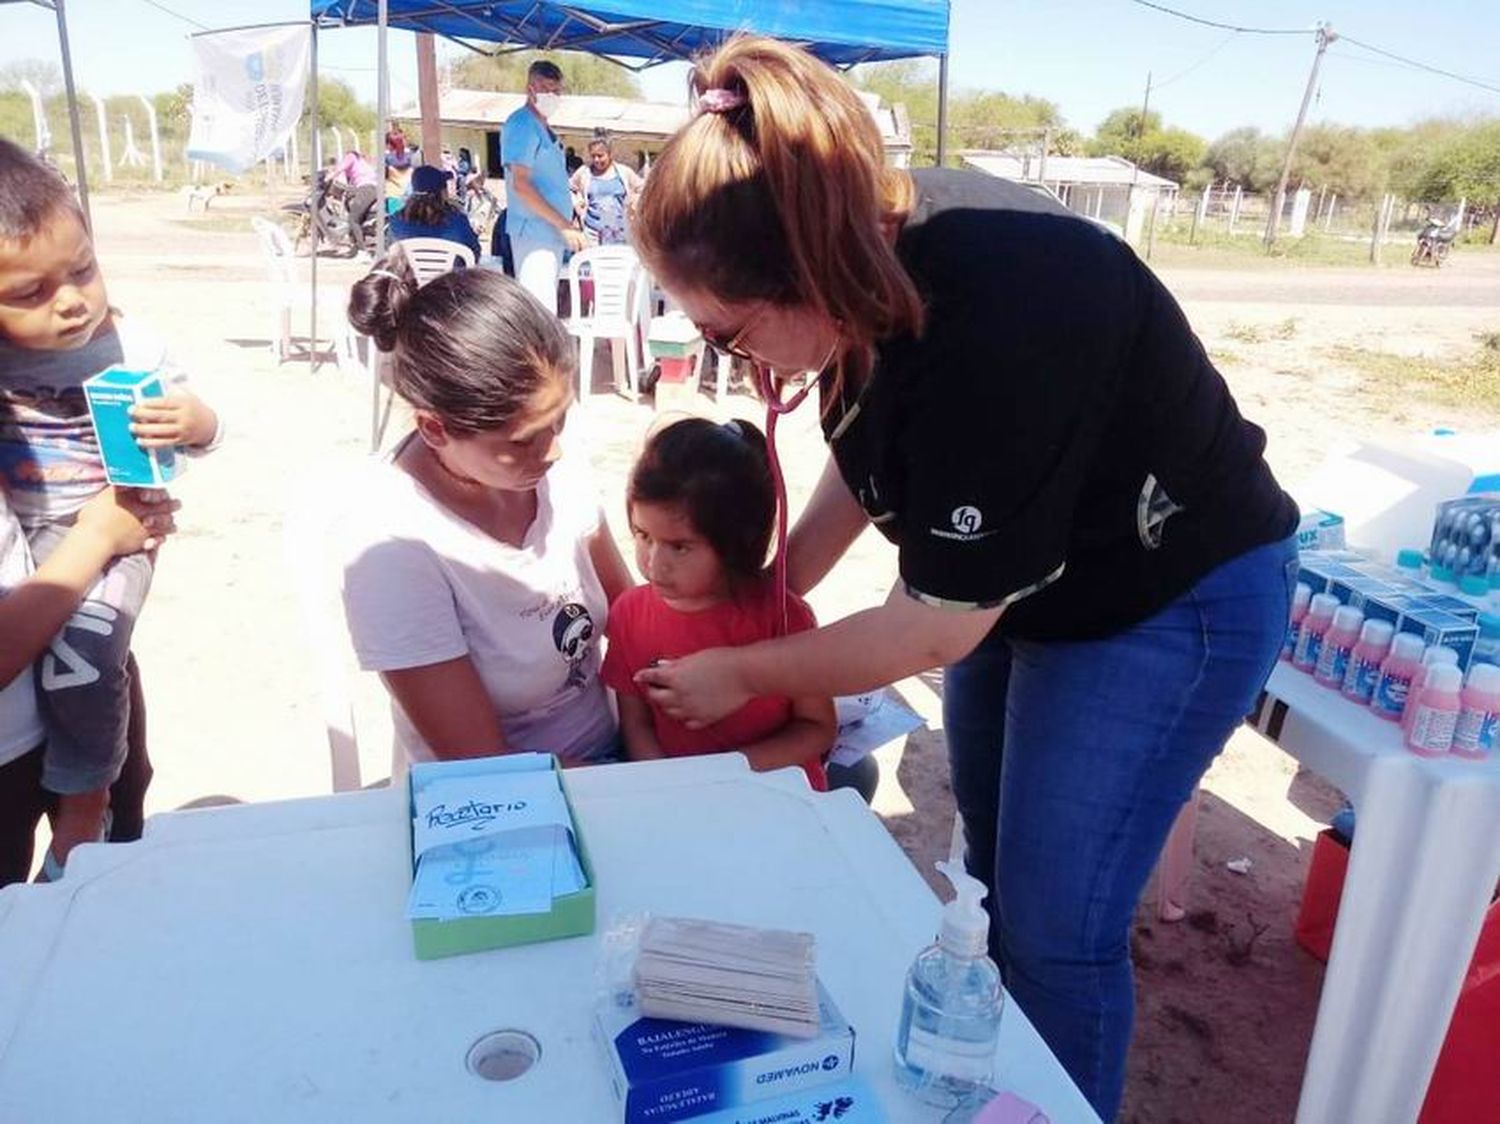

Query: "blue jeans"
left=943, top=536, right=1297, bottom=1120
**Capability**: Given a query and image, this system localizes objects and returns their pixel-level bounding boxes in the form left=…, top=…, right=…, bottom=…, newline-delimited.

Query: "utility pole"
left=1265, top=23, right=1336, bottom=249
left=1130, top=71, right=1152, bottom=188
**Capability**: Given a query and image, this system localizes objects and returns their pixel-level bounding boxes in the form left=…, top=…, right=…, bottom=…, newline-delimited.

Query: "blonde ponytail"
left=633, top=37, right=924, bottom=366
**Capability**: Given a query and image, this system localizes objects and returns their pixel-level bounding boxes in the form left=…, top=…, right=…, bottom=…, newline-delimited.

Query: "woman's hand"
left=635, top=648, right=751, bottom=729
left=74, top=486, right=179, bottom=555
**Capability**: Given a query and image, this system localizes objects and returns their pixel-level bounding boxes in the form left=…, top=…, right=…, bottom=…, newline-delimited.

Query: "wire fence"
left=1142, top=185, right=1496, bottom=263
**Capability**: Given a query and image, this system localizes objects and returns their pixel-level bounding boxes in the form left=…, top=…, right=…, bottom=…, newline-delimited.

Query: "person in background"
left=564, top=146, right=583, bottom=175
left=439, top=146, right=463, bottom=205
left=501, top=59, right=586, bottom=311
left=387, top=164, right=481, bottom=262
left=490, top=207, right=515, bottom=277
left=384, top=157, right=412, bottom=217
left=384, top=126, right=408, bottom=168
left=456, top=147, right=484, bottom=204
left=332, top=148, right=380, bottom=258
left=570, top=131, right=644, bottom=247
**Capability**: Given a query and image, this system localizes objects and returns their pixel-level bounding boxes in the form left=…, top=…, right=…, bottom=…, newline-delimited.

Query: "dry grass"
left=1327, top=333, right=1500, bottom=414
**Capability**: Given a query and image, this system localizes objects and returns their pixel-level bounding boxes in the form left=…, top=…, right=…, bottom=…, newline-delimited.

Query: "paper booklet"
left=407, top=759, right=584, bottom=921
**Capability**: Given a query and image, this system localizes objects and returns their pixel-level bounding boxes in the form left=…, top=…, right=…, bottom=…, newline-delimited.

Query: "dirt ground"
left=37, top=190, right=1500, bottom=1121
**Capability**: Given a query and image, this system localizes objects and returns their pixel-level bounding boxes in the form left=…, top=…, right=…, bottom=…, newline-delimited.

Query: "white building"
left=960, top=151, right=1179, bottom=241
left=395, top=89, right=913, bottom=175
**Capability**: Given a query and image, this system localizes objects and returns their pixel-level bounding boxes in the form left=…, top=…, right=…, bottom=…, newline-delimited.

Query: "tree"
left=851, top=60, right=939, bottom=163
left=447, top=50, right=641, bottom=98
left=0, top=59, right=62, bottom=97
left=1092, top=107, right=1162, bottom=157
left=852, top=60, right=1072, bottom=166
left=950, top=91, right=1066, bottom=154
left=1090, top=107, right=1204, bottom=184
left=154, top=83, right=194, bottom=143
left=1288, top=124, right=1387, bottom=201
left=1411, top=121, right=1500, bottom=203
left=1203, top=126, right=1282, bottom=192
left=311, top=77, right=376, bottom=135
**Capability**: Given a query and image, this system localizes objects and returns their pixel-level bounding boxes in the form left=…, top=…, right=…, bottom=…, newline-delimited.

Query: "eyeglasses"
left=701, top=306, right=764, bottom=363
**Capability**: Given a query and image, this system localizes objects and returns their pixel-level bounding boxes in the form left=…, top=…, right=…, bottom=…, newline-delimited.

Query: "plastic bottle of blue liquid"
left=894, top=861, right=1003, bottom=1106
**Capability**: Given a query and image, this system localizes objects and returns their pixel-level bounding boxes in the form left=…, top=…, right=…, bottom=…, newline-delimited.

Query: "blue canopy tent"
left=307, top=0, right=949, bottom=441
left=310, top=1, right=950, bottom=69
left=309, top=1, right=952, bottom=166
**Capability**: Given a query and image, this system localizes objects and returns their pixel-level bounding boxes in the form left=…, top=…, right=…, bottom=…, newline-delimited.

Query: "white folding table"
left=0, top=755, right=1098, bottom=1123
left=1250, top=664, right=1500, bottom=1124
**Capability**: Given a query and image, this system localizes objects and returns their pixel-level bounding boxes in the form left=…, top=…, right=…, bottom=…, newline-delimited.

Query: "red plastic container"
left=1294, top=828, right=1500, bottom=1122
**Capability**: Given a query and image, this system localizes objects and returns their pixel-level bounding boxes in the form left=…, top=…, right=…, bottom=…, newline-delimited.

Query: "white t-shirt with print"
left=0, top=494, right=44, bottom=766
left=338, top=444, right=614, bottom=764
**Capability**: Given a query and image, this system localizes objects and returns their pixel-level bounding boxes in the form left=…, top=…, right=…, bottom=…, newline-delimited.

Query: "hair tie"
left=697, top=88, right=747, bottom=115
left=368, top=268, right=407, bottom=285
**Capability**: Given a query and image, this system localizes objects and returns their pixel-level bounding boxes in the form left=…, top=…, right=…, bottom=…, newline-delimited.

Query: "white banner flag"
left=186, top=24, right=310, bottom=174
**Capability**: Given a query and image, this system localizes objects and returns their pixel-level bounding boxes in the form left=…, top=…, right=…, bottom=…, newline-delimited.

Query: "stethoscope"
left=755, top=365, right=815, bottom=638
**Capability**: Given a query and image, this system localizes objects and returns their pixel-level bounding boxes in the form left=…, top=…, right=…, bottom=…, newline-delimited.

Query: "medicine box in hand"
left=82, top=367, right=178, bottom=487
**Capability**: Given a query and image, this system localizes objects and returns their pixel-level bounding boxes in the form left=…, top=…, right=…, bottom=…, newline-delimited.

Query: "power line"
left=1338, top=34, right=1500, bottom=97
left=1127, top=3, right=1500, bottom=101
left=1125, top=0, right=1306, bottom=36
left=136, top=0, right=209, bottom=31
left=1153, top=29, right=1239, bottom=91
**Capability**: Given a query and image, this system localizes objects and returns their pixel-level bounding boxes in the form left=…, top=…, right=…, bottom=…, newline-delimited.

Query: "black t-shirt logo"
left=1137, top=474, right=1185, bottom=550
left=952, top=506, right=983, bottom=535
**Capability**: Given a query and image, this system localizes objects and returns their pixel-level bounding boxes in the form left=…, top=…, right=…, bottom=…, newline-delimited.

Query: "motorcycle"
left=1411, top=216, right=1457, bottom=267
left=282, top=169, right=378, bottom=257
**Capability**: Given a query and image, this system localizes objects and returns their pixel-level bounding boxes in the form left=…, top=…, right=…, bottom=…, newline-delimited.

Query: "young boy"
left=0, top=139, right=220, bottom=875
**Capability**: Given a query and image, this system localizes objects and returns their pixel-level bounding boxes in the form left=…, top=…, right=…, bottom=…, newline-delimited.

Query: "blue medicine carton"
left=1398, top=609, right=1479, bottom=669
left=82, top=367, right=178, bottom=487
left=1408, top=593, right=1481, bottom=623
left=595, top=983, right=856, bottom=1124
left=689, top=1079, right=886, bottom=1123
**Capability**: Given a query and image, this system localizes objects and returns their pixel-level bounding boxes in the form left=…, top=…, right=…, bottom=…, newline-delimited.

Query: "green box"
left=405, top=754, right=596, bottom=960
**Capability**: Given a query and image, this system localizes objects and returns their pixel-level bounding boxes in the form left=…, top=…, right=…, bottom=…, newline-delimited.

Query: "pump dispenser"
left=894, top=861, right=1004, bottom=1104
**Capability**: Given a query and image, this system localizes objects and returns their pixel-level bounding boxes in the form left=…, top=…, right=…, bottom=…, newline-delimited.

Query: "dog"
left=183, top=181, right=234, bottom=212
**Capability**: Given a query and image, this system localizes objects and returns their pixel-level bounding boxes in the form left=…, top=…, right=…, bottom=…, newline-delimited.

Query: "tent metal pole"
left=372, top=0, right=390, bottom=452
left=189, top=18, right=313, bottom=37
left=310, top=23, right=320, bottom=374
left=935, top=52, right=949, bottom=168
left=377, top=0, right=389, bottom=255
left=54, top=0, right=92, bottom=231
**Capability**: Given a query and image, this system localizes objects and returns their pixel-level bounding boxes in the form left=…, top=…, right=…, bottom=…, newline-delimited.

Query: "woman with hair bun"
left=338, top=257, right=631, bottom=765
left=631, top=36, right=1298, bottom=1118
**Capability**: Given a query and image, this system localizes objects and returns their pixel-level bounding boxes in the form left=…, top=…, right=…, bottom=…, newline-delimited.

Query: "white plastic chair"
left=249, top=217, right=357, bottom=370
left=563, top=245, right=648, bottom=403
left=395, top=236, right=477, bottom=285
left=366, top=240, right=477, bottom=452
left=283, top=478, right=403, bottom=793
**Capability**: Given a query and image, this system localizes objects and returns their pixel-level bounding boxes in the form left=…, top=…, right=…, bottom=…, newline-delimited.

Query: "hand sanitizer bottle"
left=894, top=861, right=1004, bottom=1105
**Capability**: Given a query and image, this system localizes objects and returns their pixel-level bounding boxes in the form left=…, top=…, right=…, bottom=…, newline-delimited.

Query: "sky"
left=4, top=0, right=1497, bottom=141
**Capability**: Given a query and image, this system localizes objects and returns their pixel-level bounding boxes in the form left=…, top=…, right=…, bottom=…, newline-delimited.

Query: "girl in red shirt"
left=602, top=418, right=835, bottom=788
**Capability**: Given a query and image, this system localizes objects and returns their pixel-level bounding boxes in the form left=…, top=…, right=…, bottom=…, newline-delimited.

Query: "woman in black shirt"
left=633, top=38, right=1297, bottom=1119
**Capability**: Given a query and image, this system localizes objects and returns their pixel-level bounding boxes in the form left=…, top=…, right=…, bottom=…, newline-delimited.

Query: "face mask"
left=534, top=92, right=561, bottom=119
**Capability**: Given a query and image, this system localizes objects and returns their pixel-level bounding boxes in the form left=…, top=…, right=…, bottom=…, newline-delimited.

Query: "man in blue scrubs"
left=501, top=60, right=586, bottom=312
